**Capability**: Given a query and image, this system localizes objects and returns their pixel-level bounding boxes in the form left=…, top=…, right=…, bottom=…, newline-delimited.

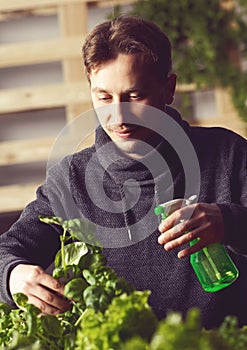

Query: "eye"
left=98, top=94, right=112, bottom=103
left=129, top=93, right=145, bottom=101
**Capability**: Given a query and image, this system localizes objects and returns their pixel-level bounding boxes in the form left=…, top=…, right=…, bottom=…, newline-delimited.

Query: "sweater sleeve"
left=218, top=132, right=247, bottom=255
left=0, top=155, right=77, bottom=307
left=0, top=183, right=61, bottom=307
left=219, top=203, right=247, bottom=256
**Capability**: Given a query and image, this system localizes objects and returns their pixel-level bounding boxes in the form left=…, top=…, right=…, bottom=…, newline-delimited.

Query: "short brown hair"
left=82, top=15, right=172, bottom=82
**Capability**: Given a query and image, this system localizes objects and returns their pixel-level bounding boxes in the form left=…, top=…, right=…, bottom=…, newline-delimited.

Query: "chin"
left=114, top=139, right=148, bottom=158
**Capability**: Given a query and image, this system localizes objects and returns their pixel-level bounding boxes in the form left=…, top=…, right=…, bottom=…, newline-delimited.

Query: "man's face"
left=90, top=53, right=176, bottom=156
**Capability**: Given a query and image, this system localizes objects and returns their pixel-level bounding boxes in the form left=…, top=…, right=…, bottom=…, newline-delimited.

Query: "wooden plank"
left=0, top=131, right=95, bottom=166
left=0, top=0, right=86, bottom=12
left=0, top=7, right=57, bottom=21
left=0, top=81, right=91, bottom=113
left=58, top=3, right=88, bottom=38
left=176, top=83, right=197, bottom=92
left=0, top=36, right=84, bottom=68
left=0, top=0, right=136, bottom=12
left=0, top=137, right=54, bottom=165
left=0, top=82, right=204, bottom=116
left=59, top=2, right=88, bottom=122
left=87, top=0, right=136, bottom=8
left=213, top=87, right=247, bottom=137
left=0, top=183, right=39, bottom=213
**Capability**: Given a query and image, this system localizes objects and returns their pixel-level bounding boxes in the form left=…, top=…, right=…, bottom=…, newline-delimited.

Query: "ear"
left=164, top=73, right=177, bottom=105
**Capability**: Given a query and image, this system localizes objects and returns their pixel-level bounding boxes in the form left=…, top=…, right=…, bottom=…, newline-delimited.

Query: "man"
left=0, top=15, right=246, bottom=329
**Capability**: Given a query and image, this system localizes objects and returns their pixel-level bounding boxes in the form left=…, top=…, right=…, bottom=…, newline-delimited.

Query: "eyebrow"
left=92, top=86, right=147, bottom=94
left=92, top=87, right=109, bottom=94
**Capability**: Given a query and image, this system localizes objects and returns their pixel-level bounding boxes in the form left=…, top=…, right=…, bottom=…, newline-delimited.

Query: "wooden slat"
left=0, top=82, right=198, bottom=115
left=0, top=8, right=57, bottom=21
left=88, top=0, right=136, bottom=8
left=59, top=2, right=88, bottom=122
left=0, top=36, right=84, bottom=68
left=0, top=0, right=136, bottom=12
left=0, top=81, right=91, bottom=114
left=176, top=83, right=197, bottom=92
left=0, top=0, right=86, bottom=11
left=0, top=137, right=54, bottom=165
left=0, top=131, right=95, bottom=166
left=0, top=183, right=39, bottom=213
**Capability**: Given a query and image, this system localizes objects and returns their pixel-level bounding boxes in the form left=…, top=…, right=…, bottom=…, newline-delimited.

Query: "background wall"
left=0, top=0, right=246, bottom=233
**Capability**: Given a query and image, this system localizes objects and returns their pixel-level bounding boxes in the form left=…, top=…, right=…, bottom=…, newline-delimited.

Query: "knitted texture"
left=0, top=108, right=246, bottom=328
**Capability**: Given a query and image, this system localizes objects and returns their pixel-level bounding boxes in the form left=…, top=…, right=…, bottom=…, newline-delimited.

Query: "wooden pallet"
left=0, top=0, right=245, bottom=216
left=0, top=0, right=135, bottom=214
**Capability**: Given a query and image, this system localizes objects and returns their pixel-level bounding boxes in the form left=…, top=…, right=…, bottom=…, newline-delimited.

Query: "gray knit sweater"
left=0, top=108, right=246, bottom=329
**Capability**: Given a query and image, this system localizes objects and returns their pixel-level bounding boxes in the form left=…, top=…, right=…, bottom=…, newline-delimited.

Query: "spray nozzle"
left=154, top=195, right=198, bottom=222
left=154, top=205, right=167, bottom=221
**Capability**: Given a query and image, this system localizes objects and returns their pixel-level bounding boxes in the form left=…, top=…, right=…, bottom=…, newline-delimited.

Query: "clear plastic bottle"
left=154, top=197, right=239, bottom=292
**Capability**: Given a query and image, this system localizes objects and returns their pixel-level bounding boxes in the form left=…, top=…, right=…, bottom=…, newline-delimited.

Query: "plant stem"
left=61, top=228, right=67, bottom=281
left=74, top=308, right=88, bottom=327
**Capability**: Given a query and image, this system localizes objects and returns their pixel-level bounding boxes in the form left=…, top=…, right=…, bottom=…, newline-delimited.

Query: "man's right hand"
left=9, top=264, right=71, bottom=315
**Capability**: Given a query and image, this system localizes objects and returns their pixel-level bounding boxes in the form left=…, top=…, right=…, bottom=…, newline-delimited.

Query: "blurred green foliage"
left=131, top=0, right=247, bottom=122
left=130, top=0, right=247, bottom=123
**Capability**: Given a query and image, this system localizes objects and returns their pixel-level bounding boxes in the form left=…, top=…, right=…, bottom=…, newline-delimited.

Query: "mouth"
left=109, top=126, right=138, bottom=139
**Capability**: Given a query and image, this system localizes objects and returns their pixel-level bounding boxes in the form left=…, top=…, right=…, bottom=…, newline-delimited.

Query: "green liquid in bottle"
left=190, top=240, right=239, bottom=292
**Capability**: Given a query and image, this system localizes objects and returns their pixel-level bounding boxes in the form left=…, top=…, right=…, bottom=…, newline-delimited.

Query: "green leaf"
left=26, top=305, right=39, bottom=336
left=55, top=242, right=88, bottom=268
left=88, top=253, right=107, bottom=270
left=82, top=269, right=96, bottom=285
left=93, top=266, right=117, bottom=285
left=6, top=331, right=39, bottom=349
left=52, top=266, right=65, bottom=279
left=0, top=302, right=11, bottom=315
left=39, top=215, right=63, bottom=226
left=121, top=336, right=150, bottom=350
left=83, top=285, right=104, bottom=311
left=83, top=285, right=113, bottom=312
left=64, top=278, right=89, bottom=302
left=26, top=303, right=41, bottom=316
left=62, top=218, right=96, bottom=243
left=40, top=314, right=63, bottom=338
left=106, top=277, right=134, bottom=295
left=13, top=293, right=28, bottom=309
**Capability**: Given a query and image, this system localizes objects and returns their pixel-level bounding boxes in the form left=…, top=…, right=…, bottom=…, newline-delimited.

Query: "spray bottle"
left=154, top=196, right=239, bottom=292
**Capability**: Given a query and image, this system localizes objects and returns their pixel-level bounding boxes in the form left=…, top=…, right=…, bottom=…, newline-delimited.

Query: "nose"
left=111, top=102, right=125, bottom=125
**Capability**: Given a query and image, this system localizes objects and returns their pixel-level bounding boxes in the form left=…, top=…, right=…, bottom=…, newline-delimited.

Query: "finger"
left=159, top=220, right=212, bottom=258
left=29, top=267, right=65, bottom=295
left=158, top=204, right=213, bottom=245
left=158, top=204, right=196, bottom=233
left=158, top=213, right=181, bottom=233
left=25, top=293, right=65, bottom=315
left=158, top=223, right=183, bottom=245
left=19, top=277, right=71, bottom=314
left=176, top=223, right=215, bottom=259
left=177, top=239, right=205, bottom=259
left=163, top=228, right=199, bottom=252
left=14, top=266, right=71, bottom=313
left=31, top=284, right=70, bottom=312
left=158, top=215, right=199, bottom=245
left=163, top=220, right=213, bottom=250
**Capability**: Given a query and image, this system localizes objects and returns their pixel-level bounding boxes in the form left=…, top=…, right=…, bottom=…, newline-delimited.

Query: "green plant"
left=0, top=216, right=155, bottom=349
left=1, top=216, right=247, bottom=349
left=131, top=0, right=247, bottom=123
